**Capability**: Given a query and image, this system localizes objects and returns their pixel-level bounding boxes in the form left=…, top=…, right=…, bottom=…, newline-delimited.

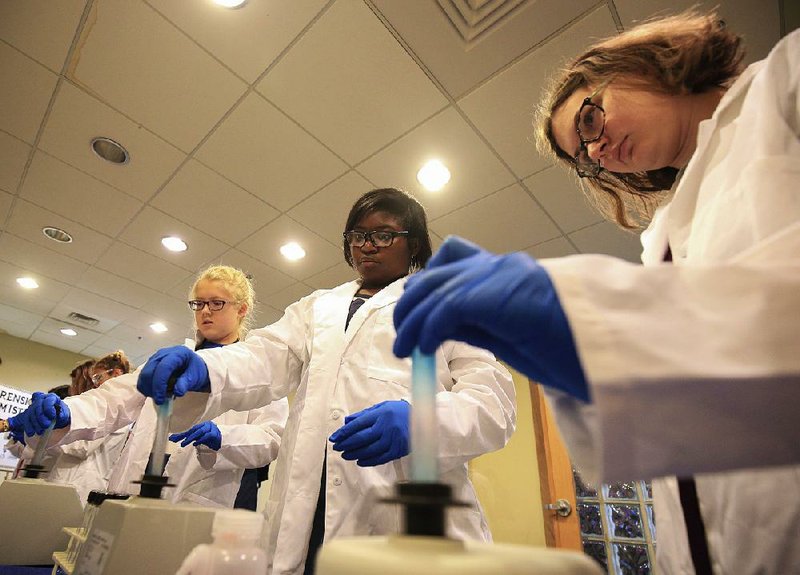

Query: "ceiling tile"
left=203, top=249, right=296, bottom=299
left=569, top=221, right=643, bottom=262
left=236, top=215, right=342, bottom=281
left=70, top=0, right=247, bottom=152
left=261, top=281, right=316, bottom=314
left=119, top=206, right=230, bottom=272
left=37, top=81, right=186, bottom=202
left=2, top=286, right=62, bottom=319
left=21, top=151, right=143, bottom=236
left=36, top=316, right=104, bottom=347
left=75, top=267, right=164, bottom=311
left=304, top=262, right=357, bottom=290
left=195, top=92, right=348, bottom=211
left=0, top=319, right=38, bottom=340
left=0, top=42, right=58, bottom=144
left=0, top=189, right=13, bottom=224
left=524, top=236, right=578, bottom=260
left=0, top=233, right=89, bottom=284
left=430, top=183, right=560, bottom=252
left=148, top=0, right=328, bottom=83
left=458, top=5, right=618, bottom=178
left=614, top=0, right=781, bottom=64
left=0, top=0, right=86, bottom=73
left=103, top=317, right=187, bottom=356
left=0, top=302, right=45, bottom=332
left=523, top=165, right=602, bottom=233
left=30, top=329, right=93, bottom=354
left=151, top=160, right=278, bottom=246
left=287, top=171, right=375, bottom=245
left=258, top=0, right=448, bottom=165
left=0, top=132, right=31, bottom=193
left=93, top=241, right=192, bottom=292
left=371, top=0, right=596, bottom=98
left=250, top=303, right=284, bottom=331
left=357, top=107, right=516, bottom=220
left=51, top=288, right=143, bottom=331
left=5, top=199, right=114, bottom=265
left=0, top=259, right=71, bottom=305
left=123, top=301, right=192, bottom=334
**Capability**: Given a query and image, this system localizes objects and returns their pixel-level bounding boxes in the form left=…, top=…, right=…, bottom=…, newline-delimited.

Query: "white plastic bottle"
left=176, top=509, right=267, bottom=575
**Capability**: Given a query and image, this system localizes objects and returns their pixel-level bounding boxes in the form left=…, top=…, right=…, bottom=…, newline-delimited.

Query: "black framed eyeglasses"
left=574, top=82, right=608, bottom=178
left=188, top=299, right=235, bottom=312
left=344, top=230, right=409, bottom=248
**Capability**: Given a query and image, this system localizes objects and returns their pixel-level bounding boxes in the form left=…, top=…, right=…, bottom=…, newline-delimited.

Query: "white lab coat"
left=50, top=371, right=288, bottom=508
left=7, top=425, right=127, bottom=505
left=180, top=277, right=517, bottom=575
left=540, top=30, right=800, bottom=574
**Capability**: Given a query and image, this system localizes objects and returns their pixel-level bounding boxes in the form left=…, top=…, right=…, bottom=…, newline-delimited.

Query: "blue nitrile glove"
left=169, top=421, right=222, bottom=451
left=8, top=392, right=72, bottom=436
left=9, top=429, right=26, bottom=445
left=137, top=345, right=210, bottom=405
left=393, top=236, right=590, bottom=402
left=329, top=400, right=410, bottom=467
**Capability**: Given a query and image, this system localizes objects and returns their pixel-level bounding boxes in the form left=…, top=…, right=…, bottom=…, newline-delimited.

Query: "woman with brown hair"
left=393, top=11, right=799, bottom=574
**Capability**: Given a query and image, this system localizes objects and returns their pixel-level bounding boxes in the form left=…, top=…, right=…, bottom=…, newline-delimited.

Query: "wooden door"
left=529, top=381, right=581, bottom=550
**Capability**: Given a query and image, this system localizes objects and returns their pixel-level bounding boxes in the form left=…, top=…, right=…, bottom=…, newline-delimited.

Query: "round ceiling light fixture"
left=90, top=137, right=130, bottom=165
left=417, top=159, right=451, bottom=192
left=42, top=226, right=73, bottom=243
left=213, top=0, right=248, bottom=7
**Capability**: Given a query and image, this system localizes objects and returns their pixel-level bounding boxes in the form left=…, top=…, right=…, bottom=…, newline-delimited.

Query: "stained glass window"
left=574, top=468, right=656, bottom=574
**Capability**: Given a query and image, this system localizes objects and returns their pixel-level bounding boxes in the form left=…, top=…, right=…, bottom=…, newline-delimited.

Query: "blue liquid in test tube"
left=411, top=347, right=438, bottom=483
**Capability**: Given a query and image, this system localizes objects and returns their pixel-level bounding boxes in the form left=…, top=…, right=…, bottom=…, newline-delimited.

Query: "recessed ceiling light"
left=213, top=0, right=247, bottom=7
left=150, top=322, right=168, bottom=333
left=16, top=277, right=39, bottom=289
left=417, top=159, right=451, bottom=192
left=90, top=137, right=130, bottom=165
left=280, top=242, right=306, bottom=261
left=42, top=226, right=73, bottom=243
left=60, top=328, right=78, bottom=337
left=161, top=236, right=188, bottom=252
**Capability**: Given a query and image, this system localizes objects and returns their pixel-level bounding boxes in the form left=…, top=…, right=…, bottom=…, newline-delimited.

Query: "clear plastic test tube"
left=146, top=397, right=174, bottom=476
left=410, top=347, right=439, bottom=483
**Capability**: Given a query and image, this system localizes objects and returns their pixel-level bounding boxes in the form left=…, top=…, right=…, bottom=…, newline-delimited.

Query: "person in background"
left=135, top=188, right=517, bottom=575
left=392, top=11, right=799, bottom=575
left=9, top=265, right=288, bottom=511
left=43, top=351, right=132, bottom=503
left=5, top=354, right=129, bottom=502
left=69, top=359, right=96, bottom=396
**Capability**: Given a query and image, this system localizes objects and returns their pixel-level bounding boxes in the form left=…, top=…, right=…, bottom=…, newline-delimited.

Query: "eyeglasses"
left=344, top=230, right=409, bottom=248
left=188, top=299, right=235, bottom=312
left=574, top=82, right=609, bottom=178
left=91, top=369, right=113, bottom=385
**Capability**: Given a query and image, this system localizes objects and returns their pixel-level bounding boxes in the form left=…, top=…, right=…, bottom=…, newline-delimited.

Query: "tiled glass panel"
left=608, top=504, right=643, bottom=539
left=643, top=481, right=653, bottom=499
left=613, top=543, right=651, bottom=575
left=583, top=540, right=609, bottom=572
left=574, top=468, right=598, bottom=497
left=578, top=503, right=603, bottom=536
left=606, top=482, right=637, bottom=500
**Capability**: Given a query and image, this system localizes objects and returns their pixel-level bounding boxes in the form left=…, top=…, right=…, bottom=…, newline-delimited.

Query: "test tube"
left=410, top=347, right=439, bottom=483
left=29, top=418, right=57, bottom=468
left=146, top=397, right=173, bottom=476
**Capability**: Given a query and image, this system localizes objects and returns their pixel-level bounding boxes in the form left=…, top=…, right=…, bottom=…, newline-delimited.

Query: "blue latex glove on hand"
left=393, top=236, right=590, bottom=402
left=329, top=400, right=410, bottom=467
left=8, top=392, right=72, bottom=436
left=169, top=421, right=222, bottom=451
left=137, top=345, right=210, bottom=405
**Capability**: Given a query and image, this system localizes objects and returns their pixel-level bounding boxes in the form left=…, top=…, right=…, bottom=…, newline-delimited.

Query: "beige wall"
left=0, top=332, right=90, bottom=393
left=470, top=367, right=546, bottom=547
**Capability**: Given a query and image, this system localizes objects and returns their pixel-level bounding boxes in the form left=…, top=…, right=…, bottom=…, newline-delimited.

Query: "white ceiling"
left=0, top=0, right=794, bottom=367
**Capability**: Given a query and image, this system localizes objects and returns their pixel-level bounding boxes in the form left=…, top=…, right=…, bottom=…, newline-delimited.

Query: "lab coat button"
left=331, top=410, right=341, bottom=420
left=333, top=477, right=342, bottom=486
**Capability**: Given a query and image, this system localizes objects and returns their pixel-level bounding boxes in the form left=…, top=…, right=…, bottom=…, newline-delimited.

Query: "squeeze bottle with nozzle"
left=175, top=509, right=266, bottom=575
